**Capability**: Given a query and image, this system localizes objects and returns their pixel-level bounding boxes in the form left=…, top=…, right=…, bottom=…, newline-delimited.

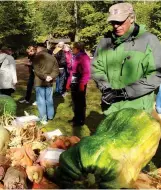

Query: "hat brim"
left=53, top=47, right=62, bottom=54
left=107, top=13, right=129, bottom=22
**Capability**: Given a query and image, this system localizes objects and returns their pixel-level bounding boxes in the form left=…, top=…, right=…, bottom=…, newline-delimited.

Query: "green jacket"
left=92, top=24, right=161, bottom=115
left=33, top=50, right=59, bottom=87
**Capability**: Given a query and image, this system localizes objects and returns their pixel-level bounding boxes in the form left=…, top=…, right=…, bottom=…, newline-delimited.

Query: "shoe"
left=48, top=118, right=53, bottom=121
left=62, top=92, right=68, bottom=97
left=40, top=120, right=48, bottom=125
left=19, top=99, right=29, bottom=104
left=32, top=101, right=37, bottom=106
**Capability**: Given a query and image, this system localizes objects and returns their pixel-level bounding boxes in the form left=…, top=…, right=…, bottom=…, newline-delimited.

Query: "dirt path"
left=16, top=57, right=29, bottom=85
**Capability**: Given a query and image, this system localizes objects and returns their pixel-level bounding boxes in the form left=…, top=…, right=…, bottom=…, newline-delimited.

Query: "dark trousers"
left=56, top=68, right=67, bottom=94
left=71, top=85, right=87, bottom=124
left=25, top=69, right=35, bottom=101
left=0, top=88, right=15, bottom=96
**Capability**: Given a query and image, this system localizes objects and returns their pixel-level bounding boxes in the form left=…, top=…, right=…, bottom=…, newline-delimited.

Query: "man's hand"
left=46, top=76, right=52, bottom=82
left=102, top=88, right=127, bottom=105
left=25, top=61, right=32, bottom=66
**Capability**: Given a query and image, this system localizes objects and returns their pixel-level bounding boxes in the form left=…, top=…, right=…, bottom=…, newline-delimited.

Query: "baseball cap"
left=53, top=43, right=64, bottom=55
left=107, top=3, right=134, bottom=22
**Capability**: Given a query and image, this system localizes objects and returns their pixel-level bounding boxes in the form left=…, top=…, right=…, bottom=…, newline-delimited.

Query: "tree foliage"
left=0, top=1, right=34, bottom=53
left=0, top=1, right=160, bottom=54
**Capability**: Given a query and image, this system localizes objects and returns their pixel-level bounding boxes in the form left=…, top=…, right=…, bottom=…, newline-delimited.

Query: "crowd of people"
left=17, top=41, right=91, bottom=126
left=1, top=2, right=161, bottom=126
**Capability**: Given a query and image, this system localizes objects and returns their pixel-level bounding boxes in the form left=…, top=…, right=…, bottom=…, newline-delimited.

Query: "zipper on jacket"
left=120, top=56, right=131, bottom=76
left=120, top=58, right=126, bottom=76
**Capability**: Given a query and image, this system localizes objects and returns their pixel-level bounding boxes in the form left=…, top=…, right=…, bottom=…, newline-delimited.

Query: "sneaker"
left=62, top=92, right=68, bottom=97
left=32, top=101, right=37, bottom=106
left=19, top=99, right=29, bottom=104
left=40, top=120, right=48, bottom=125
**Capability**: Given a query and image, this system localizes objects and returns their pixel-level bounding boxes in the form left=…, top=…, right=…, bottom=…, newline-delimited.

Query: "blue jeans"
left=35, top=86, right=54, bottom=121
left=56, top=68, right=66, bottom=94
left=156, top=85, right=161, bottom=114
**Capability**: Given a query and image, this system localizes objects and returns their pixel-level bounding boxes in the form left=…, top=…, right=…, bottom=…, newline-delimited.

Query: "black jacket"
left=54, top=50, right=67, bottom=68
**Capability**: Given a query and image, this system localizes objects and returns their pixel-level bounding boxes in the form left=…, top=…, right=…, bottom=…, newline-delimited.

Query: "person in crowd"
left=44, top=40, right=54, bottom=55
left=19, top=46, right=37, bottom=104
left=53, top=42, right=67, bottom=96
left=63, top=44, right=72, bottom=96
left=32, top=45, right=59, bottom=125
left=0, top=47, right=17, bottom=96
left=2, top=48, right=13, bottom=56
left=66, top=42, right=90, bottom=126
left=91, top=2, right=161, bottom=116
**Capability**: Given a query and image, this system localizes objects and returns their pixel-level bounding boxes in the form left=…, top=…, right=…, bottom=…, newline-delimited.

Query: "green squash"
left=55, top=108, right=161, bottom=189
left=0, top=95, right=17, bottom=116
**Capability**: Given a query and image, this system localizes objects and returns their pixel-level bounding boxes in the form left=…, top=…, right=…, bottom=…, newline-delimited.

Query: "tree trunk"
left=74, top=0, right=79, bottom=42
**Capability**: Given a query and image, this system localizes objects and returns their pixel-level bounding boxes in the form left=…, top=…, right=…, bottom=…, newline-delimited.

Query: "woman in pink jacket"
left=66, top=42, right=90, bottom=126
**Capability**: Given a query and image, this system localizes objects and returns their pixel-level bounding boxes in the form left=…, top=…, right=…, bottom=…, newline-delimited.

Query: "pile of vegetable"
left=0, top=108, right=161, bottom=189
left=55, top=108, right=161, bottom=189
left=0, top=117, right=80, bottom=189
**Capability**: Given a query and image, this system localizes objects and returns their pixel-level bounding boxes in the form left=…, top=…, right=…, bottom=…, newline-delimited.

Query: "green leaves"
left=0, top=1, right=160, bottom=54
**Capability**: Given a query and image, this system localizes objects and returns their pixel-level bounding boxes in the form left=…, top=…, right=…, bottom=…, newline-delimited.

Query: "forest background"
left=0, top=0, right=160, bottom=56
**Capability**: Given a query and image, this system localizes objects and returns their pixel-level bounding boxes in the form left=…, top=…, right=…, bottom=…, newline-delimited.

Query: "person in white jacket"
left=0, top=48, right=17, bottom=96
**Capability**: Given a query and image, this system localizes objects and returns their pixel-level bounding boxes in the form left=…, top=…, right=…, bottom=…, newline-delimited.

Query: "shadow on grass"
left=14, top=85, right=36, bottom=116
left=72, top=111, right=105, bottom=138
left=85, top=111, right=105, bottom=133
left=16, top=101, right=33, bottom=116
left=151, top=139, right=161, bottom=168
left=15, top=87, right=65, bottom=117
left=53, top=94, right=65, bottom=114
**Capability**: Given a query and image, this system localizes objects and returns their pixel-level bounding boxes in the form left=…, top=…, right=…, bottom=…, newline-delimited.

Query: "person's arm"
left=91, top=45, right=111, bottom=92
left=49, top=57, right=59, bottom=79
left=33, top=64, right=47, bottom=80
left=125, top=34, right=161, bottom=99
left=34, top=56, right=59, bottom=81
left=66, top=52, right=72, bottom=69
left=33, top=54, right=48, bottom=80
left=10, top=57, right=17, bottom=85
left=79, top=55, right=91, bottom=85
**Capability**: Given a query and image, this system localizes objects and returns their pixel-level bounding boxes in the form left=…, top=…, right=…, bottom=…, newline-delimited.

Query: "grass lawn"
left=14, top=58, right=105, bottom=138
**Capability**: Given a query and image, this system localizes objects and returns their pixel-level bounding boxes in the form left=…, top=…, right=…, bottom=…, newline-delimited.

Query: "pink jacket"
left=67, top=52, right=90, bottom=87
left=64, top=50, right=72, bottom=70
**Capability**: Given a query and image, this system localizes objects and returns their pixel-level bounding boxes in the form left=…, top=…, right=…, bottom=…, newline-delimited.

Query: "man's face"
left=28, top=48, right=36, bottom=56
left=111, top=17, right=132, bottom=36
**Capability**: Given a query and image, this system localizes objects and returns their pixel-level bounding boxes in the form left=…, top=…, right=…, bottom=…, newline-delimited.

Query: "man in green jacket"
left=33, top=45, right=59, bottom=125
left=92, top=2, right=161, bottom=115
